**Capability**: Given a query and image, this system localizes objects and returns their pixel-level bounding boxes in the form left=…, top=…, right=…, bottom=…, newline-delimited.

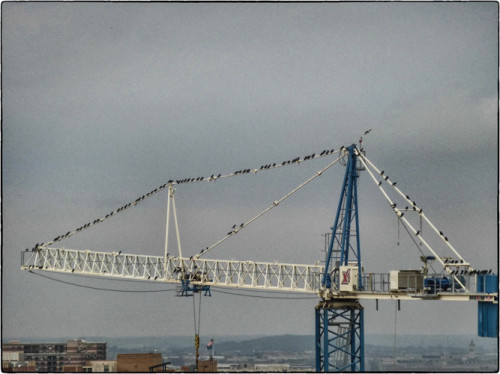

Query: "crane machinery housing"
left=21, top=143, right=498, bottom=372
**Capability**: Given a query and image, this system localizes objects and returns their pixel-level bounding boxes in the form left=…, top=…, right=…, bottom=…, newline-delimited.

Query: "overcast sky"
left=2, top=2, right=498, bottom=343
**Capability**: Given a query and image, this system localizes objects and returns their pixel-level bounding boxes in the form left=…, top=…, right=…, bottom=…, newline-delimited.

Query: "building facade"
left=2, top=339, right=106, bottom=372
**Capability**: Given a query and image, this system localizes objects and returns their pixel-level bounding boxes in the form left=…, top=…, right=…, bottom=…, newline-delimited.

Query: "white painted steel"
left=355, top=152, right=469, bottom=291
left=21, top=248, right=497, bottom=302
left=22, top=247, right=324, bottom=294
left=164, top=187, right=172, bottom=263
left=358, top=152, right=469, bottom=265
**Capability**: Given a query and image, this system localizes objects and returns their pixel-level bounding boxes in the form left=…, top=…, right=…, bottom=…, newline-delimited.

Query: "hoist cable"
left=192, top=294, right=198, bottom=335
left=31, top=147, right=339, bottom=252
left=397, top=217, right=438, bottom=274
left=195, top=150, right=346, bottom=259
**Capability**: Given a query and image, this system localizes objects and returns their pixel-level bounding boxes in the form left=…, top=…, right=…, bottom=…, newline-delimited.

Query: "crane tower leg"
left=315, top=300, right=364, bottom=372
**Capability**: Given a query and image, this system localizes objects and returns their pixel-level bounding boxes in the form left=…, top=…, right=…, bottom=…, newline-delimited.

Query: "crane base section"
left=315, top=299, right=364, bottom=372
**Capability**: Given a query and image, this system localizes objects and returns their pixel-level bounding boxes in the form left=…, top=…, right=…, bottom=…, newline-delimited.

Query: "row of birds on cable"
left=184, top=222, right=248, bottom=260
left=188, top=222, right=246, bottom=260
left=26, top=147, right=338, bottom=253
left=379, top=170, right=424, bottom=215
left=379, top=170, right=459, bottom=245
left=449, top=269, right=493, bottom=275
left=444, top=258, right=465, bottom=264
left=228, top=223, right=245, bottom=235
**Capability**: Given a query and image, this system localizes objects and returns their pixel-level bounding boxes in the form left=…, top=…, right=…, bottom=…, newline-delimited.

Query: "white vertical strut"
left=164, top=185, right=172, bottom=272
left=171, top=190, right=183, bottom=259
left=164, top=185, right=183, bottom=264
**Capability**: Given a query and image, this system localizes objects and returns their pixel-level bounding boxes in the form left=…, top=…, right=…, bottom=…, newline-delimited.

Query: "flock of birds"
left=25, top=135, right=494, bottom=282
left=26, top=147, right=341, bottom=253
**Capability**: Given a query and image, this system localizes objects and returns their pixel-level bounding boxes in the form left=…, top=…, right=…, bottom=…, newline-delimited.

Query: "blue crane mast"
left=316, top=144, right=364, bottom=372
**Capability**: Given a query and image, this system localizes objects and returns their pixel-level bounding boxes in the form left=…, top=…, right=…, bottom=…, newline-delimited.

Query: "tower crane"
left=21, top=143, right=498, bottom=372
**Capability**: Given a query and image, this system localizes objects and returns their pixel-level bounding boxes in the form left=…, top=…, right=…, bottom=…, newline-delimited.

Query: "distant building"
left=83, top=360, right=117, bottom=373
left=198, top=359, right=217, bottom=372
left=2, top=339, right=106, bottom=373
left=116, top=353, right=163, bottom=372
left=468, top=340, right=477, bottom=357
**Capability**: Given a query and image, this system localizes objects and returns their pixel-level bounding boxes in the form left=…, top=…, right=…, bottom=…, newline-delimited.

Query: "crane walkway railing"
left=327, top=271, right=497, bottom=302
left=21, top=248, right=497, bottom=302
left=21, top=247, right=324, bottom=294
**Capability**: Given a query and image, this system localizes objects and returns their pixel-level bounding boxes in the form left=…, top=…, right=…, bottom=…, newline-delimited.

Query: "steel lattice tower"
left=316, top=144, right=364, bottom=372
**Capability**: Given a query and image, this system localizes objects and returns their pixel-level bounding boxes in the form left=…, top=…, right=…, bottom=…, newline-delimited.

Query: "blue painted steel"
left=316, top=304, right=364, bottom=371
left=340, top=151, right=355, bottom=266
left=323, top=308, right=330, bottom=369
left=359, top=308, right=365, bottom=371
left=322, top=150, right=352, bottom=285
left=477, top=274, right=498, bottom=338
left=322, top=145, right=363, bottom=289
left=315, top=308, right=321, bottom=372
left=317, top=145, right=365, bottom=371
left=352, top=159, right=363, bottom=290
left=179, top=279, right=211, bottom=297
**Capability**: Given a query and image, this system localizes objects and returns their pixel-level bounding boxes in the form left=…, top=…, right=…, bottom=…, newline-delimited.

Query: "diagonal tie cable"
left=195, top=150, right=346, bottom=259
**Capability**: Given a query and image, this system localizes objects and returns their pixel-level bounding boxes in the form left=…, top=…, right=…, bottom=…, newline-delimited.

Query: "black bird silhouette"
left=240, top=223, right=244, bottom=227
left=416, top=230, right=420, bottom=236
left=364, top=129, right=372, bottom=135
left=232, top=224, right=236, bottom=229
